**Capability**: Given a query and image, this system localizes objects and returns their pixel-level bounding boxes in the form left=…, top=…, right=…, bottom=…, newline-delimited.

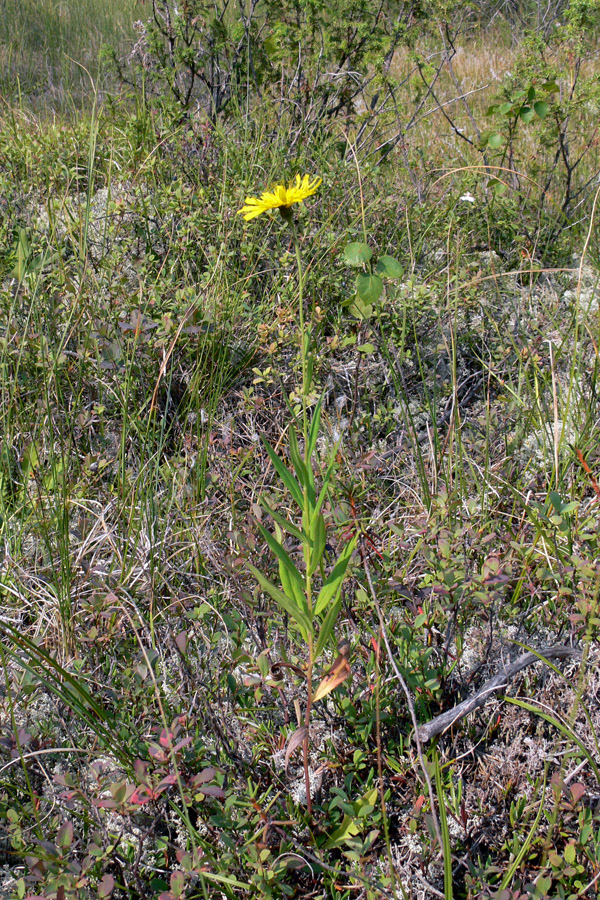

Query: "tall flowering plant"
left=238, top=176, right=356, bottom=815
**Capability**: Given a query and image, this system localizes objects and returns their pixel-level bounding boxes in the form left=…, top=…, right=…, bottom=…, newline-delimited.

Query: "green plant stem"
left=292, top=223, right=310, bottom=449
left=291, top=221, right=314, bottom=817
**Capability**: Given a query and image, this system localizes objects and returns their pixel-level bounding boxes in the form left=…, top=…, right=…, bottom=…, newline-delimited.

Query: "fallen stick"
left=415, top=645, right=582, bottom=743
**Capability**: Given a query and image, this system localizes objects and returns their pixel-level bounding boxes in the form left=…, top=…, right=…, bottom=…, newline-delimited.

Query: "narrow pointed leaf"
left=278, top=558, right=308, bottom=621
left=314, top=535, right=358, bottom=617
left=308, top=513, right=326, bottom=577
left=314, top=594, right=343, bottom=660
left=310, top=457, right=337, bottom=528
left=0, top=623, right=129, bottom=766
left=504, top=697, right=600, bottom=783
left=258, top=523, right=306, bottom=607
left=262, top=501, right=307, bottom=545
left=248, top=564, right=312, bottom=639
left=261, top=439, right=303, bottom=508
left=307, top=396, right=324, bottom=459
left=289, top=426, right=310, bottom=489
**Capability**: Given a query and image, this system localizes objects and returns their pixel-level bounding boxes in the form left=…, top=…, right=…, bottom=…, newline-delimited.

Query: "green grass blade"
left=1, top=624, right=130, bottom=767
left=503, top=696, right=600, bottom=782
left=433, top=748, right=453, bottom=900
left=499, top=769, right=547, bottom=890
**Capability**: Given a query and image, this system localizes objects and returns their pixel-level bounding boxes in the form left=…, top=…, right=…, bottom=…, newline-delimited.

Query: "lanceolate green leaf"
left=257, top=523, right=308, bottom=617
left=310, top=457, right=337, bottom=529
left=248, top=564, right=312, bottom=639
left=314, top=593, right=343, bottom=660
left=314, top=535, right=358, bottom=617
left=308, top=513, right=327, bottom=577
left=261, top=438, right=304, bottom=508
left=262, top=501, right=306, bottom=545
left=288, top=426, right=311, bottom=493
left=322, top=811, right=361, bottom=849
left=307, top=396, right=323, bottom=460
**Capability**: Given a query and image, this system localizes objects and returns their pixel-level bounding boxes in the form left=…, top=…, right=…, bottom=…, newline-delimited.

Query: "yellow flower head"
left=238, top=174, right=322, bottom=221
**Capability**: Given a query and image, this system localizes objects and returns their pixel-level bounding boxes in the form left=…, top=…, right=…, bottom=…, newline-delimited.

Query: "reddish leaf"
left=159, top=728, right=174, bottom=749
left=133, top=759, right=148, bottom=781
left=156, top=774, right=178, bottom=793
left=148, top=743, right=168, bottom=763
left=98, top=874, right=115, bottom=898
left=194, top=784, right=225, bottom=799
left=93, top=798, right=117, bottom=810
left=130, top=785, right=154, bottom=806
left=192, top=767, right=217, bottom=785
left=172, top=735, right=193, bottom=754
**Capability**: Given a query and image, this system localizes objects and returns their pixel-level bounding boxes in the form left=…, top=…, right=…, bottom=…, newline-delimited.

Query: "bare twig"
left=416, top=645, right=582, bottom=743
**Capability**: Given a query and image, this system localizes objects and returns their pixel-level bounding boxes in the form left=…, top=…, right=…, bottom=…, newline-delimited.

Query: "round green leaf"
left=356, top=273, right=383, bottom=304
left=519, top=106, right=535, bottom=124
left=376, top=255, right=403, bottom=278
left=344, top=242, right=372, bottom=266
left=534, top=100, right=549, bottom=119
left=487, top=132, right=504, bottom=149
left=347, top=297, right=373, bottom=319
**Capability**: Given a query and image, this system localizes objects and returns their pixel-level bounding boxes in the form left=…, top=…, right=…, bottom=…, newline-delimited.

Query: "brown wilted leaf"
left=284, top=725, right=308, bottom=776
left=313, top=654, right=351, bottom=703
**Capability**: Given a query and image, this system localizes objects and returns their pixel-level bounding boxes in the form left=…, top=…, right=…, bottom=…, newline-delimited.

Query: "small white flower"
left=460, top=192, right=476, bottom=203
